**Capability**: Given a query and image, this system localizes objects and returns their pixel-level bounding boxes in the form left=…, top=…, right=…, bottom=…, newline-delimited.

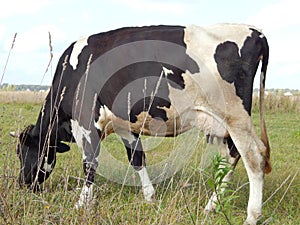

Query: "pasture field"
left=0, top=97, right=299, bottom=224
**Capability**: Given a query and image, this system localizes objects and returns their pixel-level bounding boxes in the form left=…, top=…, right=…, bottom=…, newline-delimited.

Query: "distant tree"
left=1, top=84, right=16, bottom=91
left=1, top=84, right=49, bottom=91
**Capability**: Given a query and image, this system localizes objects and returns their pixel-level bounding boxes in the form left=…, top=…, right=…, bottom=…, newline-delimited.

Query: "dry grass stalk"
left=1, top=33, right=17, bottom=85
left=0, top=91, right=47, bottom=104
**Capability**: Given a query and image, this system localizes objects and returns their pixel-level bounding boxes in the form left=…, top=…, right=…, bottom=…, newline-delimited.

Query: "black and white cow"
left=13, top=24, right=271, bottom=225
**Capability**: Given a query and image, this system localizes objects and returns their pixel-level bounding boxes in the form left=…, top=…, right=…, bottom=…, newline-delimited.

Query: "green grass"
left=0, top=102, right=299, bottom=224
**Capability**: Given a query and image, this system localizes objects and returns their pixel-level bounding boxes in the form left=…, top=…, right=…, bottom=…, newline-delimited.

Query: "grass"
left=0, top=99, right=299, bottom=224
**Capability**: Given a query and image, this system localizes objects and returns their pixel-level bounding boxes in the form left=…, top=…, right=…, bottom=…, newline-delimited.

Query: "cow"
left=12, top=24, right=271, bottom=225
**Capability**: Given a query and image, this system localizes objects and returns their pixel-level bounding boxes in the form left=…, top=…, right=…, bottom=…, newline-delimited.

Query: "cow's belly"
left=96, top=108, right=190, bottom=138
left=95, top=105, right=228, bottom=140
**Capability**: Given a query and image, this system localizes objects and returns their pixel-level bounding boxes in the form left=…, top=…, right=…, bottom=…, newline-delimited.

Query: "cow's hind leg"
left=204, top=137, right=240, bottom=212
left=122, top=133, right=155, bottom=202
left=227, top=123, right=265, bottom=225
left=197, top=107, right=266, bottom=224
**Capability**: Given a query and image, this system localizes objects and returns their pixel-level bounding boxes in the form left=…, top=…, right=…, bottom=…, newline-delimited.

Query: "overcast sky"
left=0, top=0, right=299, bottom=89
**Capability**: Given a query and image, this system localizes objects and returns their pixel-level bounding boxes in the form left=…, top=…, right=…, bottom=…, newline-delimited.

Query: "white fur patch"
left=204, top=192, right=218, bottom=212
left=137, top=167, right=155, bottom=202
left=162, top=66, right=174, bottom=76
left=43, top=156, right=53, bottom=173
left=94, top=105, right=136, bottom=144
left=184, top=24, right=253, bottom=64
left=75, top=184, right=93, bottom=209
left=70, top=36, right=88, bottom=70
left=115, top=129, right=136, bottom=144
left=95, top=105, right=113, bottom=132
left=246, top=167, right=264, bottom=224
left=94, top=121, right=102, bottom=130
left=71, top=119, right=91, bottom=150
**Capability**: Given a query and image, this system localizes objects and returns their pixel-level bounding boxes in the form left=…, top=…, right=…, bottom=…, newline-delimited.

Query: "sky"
left=0, top=0, right=299, bottom=89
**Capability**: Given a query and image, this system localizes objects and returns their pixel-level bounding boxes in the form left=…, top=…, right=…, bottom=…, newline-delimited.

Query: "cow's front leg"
left=75, top=163, right=96, bottom=209
left=72, top=124, right=100, bottom=209
left=122, top=133, right=155, bottom=202
left=137, top=166, right=155, bottom=202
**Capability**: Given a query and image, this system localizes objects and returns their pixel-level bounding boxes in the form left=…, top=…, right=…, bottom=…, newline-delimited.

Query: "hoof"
left=204, top=193, right=217, bottom=213
left=244, top=212, right=261, bottom=225
left=204, top=202, right=216, bottom=214
left=143, top=185, right=155, bottom=202
left=75, top=184, right=93, bottom=209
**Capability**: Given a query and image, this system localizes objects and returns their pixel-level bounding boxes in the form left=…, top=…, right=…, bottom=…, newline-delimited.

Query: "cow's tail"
left=260, top=35, right=272, bottom=174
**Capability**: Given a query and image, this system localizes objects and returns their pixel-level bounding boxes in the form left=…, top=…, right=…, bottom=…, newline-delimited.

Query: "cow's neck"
left=33, top=91, right=65, bottom=149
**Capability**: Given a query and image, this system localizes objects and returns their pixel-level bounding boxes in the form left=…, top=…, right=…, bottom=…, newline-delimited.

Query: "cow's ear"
left=19, top=125, right=35, bottom=146
left=56, top=142, right=70, bottom=153
left=19, top=130, right=33, bottom=146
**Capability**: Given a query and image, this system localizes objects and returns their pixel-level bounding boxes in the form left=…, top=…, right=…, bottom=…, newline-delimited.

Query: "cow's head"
left=13, top=125, right=70, bottom=191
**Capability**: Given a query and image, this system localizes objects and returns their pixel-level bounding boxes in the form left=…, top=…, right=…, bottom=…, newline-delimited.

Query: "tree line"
left=0, top=83, right=49, bottom=92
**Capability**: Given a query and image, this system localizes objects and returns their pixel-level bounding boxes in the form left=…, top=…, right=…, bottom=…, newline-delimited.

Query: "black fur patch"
left=214, top=29, right=263, bottom=115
